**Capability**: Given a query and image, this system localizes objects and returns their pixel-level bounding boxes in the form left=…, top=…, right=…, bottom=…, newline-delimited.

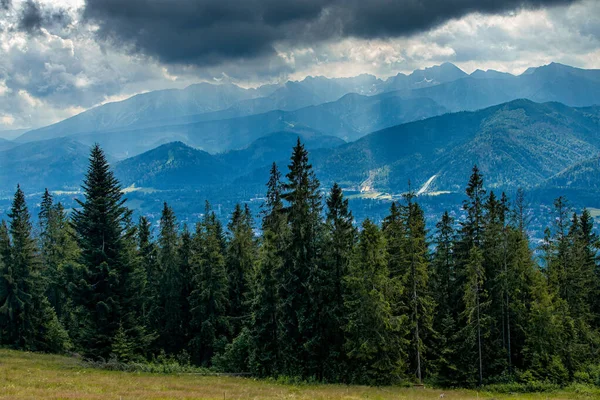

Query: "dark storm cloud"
left=334, top=0, right=580, bottom=38
left=18, top=0, right=71, bottom=35
left=83, top=0, right=579, bottom=66
left=83, top=0, right=329, bottom=65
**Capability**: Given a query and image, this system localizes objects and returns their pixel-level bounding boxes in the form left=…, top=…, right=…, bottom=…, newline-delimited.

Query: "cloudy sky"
left=0, top=0, right=598, bottom=130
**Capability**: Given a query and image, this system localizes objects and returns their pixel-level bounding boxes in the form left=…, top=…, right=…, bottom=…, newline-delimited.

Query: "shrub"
left=483, top=381, right=560, bottom=393
left=212, top=328, right=251, bottom=373
left=83, top=351, right=212, bottom=374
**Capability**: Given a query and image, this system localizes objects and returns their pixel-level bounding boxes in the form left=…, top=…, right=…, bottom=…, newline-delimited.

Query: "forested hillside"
left=1, top=141, right=599, bottom=388
left=309, top=100, right=600, bottom=192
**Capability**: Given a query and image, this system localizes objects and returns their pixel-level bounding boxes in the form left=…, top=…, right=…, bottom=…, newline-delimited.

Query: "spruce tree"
left=137, top=216, right=158, bottom=326
left=38, top=192, right=79, bottom=323
left=38, top=188, right=53, bottom=238
left=248, top=163, right=288, bottom=376
left=523, top=264, right=571, bottom=383
left=545, top=196, right=570, bottom=295
left=564, top=211, right=595, bottom=322
left=541, top=198, right=595, bottom=375
left=430, top=211, right=459, bottom=384
left=312, top=183, right=356, bottom=381
left=382, top=202, right=406, bottom=278
left=481, top=191, right=510, bottom=376
left=154, top=202, right=184, bottom=354
left=461, top=165, right=486, bottom=250
left=179, top=224, right=194, bottom=348
left=226, top=204, right=256, bottom=337
left=262, top=163, right=287, bottom=235
left=460, top=246, right=487, bottom=386
left=71, top=144, right=141, bottom=359
left=279, top=138, right=322, bottom=377
left=343, top=219, right=407, bottom=385
left=0, top=221, right=10, bottom=265
left=0, top=185, right=69, bottom=352
left=0, top=221, right=12, bottom=344
left=455, top=166, right=489, bottom=386
left=249, top=228, right=281, bottom=376
left=189, top=203, right=229, bottom=366
left=402, top=195, right=434, bottom=383
left=503, top=222, right=541, bottom=373
left=117, top=213, right=151, bottom=360
left=8, top=185, right=44, bottom=348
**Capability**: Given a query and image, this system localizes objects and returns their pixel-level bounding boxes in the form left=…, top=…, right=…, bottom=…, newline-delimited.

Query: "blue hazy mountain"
left=216, top=131, right=345, bottom=172
left=68, top=108, right=347, bottom=158
left=15, top=62, right=600, bottom=161
left=409, top=63, right=600, bottom=111
left=17, top=83, right=263, bottom=143
left=0, top=128, right=29, bottom=140
left=3, top=99, right=600, bottom=201
left=15, top=75, right=386, bottom=144
left=113, top=132, right=345, bottom=190
left=113, top=141, right=233, bottom=189
left=383, top=62, right=468, bottom=91
left=469, top=69, right=515, bottom=80
left=54, top=94, right=446, bottom=158
left=0, top=138, right=16, bottom=151
left=0, top=137, right=91, bottom=194
left=14, top=64, right=464, bottom=146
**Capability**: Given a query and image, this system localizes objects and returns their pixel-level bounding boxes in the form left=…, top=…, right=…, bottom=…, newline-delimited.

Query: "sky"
left=0, top=0, right=598, bottom=130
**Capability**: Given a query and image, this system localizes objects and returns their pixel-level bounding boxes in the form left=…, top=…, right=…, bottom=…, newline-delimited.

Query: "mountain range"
left=308, top=99, right=600, bottom=193
left=0, top=131, right=345, bottom=194
left=13, top=62, right=600, bottom=157
left=2, top=62, right=600, bottom=214
left=4, top=98, right=599, bottom=200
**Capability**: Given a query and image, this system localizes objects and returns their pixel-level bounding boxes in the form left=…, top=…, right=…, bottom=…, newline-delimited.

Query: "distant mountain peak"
left=157, top=140, right=191, bottom=149
left=525, top=62, right=581, bottom=76
left=470, top=69, right=514, bottom=79
left=438, top=62, right=463, bottom=70
left=410, top=62, right=467, bottom=83
left=147, top=141, right=206, bottom=156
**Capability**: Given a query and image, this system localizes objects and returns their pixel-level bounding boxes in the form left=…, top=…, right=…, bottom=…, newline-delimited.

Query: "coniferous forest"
left=2, top=139, right=600, bottom=389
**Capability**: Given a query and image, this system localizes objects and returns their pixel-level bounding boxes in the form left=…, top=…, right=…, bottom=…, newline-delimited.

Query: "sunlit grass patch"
left=0, top=349, right=594, bottom=399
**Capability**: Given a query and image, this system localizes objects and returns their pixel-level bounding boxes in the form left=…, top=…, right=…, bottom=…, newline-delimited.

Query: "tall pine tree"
left=0, top=186, right=68, bottom=352
left=344, top=219, right=407, bottom=385
left=154, top=202, right=184, bottom=354
left=189, top=202, right=229, bottom=366
left=312, top=183, right=356, bottom=381
left=71, top=144, right=144, bottom=359
left=248, top=163, right=288, bottom=376
left=226, top=204, right=256, bottom=338
left=279, top=138, right=323, bottom=377
left=402, top=194, right=434, bottom=383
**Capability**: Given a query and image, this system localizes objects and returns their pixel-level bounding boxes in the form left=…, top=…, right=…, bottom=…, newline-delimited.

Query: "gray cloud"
left=0, top=0, right=598, bottom=131
left=84, top=0, right=580, bottom=66
left=17, top=0, right=72, bottom=35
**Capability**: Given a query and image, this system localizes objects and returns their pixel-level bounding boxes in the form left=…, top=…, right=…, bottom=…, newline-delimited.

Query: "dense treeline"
left=1, top=140, right=600, bottom=387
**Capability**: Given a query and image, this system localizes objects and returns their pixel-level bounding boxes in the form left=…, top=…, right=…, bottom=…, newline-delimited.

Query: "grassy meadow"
left=0, top=349, right=598, bottom=400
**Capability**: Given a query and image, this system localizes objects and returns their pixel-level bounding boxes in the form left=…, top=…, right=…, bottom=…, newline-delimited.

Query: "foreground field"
left=0, top=349, right=594, bottom=400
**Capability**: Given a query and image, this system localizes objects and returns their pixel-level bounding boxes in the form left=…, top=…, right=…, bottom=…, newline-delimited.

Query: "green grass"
left=0, top=349, right=596, bottom=399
